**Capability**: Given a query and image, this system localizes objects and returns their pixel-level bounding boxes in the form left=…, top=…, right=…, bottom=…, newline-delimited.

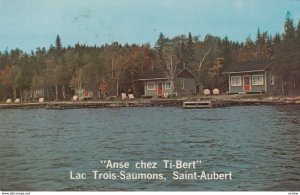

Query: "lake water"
left=0, top=105, right=299, bottom=191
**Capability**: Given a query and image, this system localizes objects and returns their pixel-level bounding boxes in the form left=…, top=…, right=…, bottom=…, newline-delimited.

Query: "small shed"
left=222, top=59, right=277, bottom=94
left=175, top=68, right=197, bottom=96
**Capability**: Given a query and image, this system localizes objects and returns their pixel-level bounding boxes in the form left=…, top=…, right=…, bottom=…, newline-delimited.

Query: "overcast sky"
left=0, top=0, right=300, bottom=52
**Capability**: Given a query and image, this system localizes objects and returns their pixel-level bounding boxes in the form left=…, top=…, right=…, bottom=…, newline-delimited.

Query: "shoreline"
left=0, top=95, right=300, bottom=109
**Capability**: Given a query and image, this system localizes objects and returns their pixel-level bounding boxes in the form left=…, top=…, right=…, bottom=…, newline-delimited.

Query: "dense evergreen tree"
left=0, top=15, right=299, bottom=100
left=56, top=35, right=62, bottom=51
left=185, top=32, right=194, bottom=66
left=273, top=13, right=299, bottom=95
left=155, top=32, right=167, bottom=62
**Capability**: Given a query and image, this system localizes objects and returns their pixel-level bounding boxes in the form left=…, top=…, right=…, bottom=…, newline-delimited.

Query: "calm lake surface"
left=0, top=105, right=299, bottom=191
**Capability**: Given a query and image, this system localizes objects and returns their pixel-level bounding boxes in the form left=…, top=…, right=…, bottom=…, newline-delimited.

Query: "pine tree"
left=274, top=13, right=297, bottom=95
left=177, top=41, right=186, bottom=68
left=294, top=20, right=300, bottom=92
left=56, top=35, right=62, bottom=50
left=296, top=20, right=300, bottom=48
left=155, top=33, right=167, bottom=61
left=186, top=32, right=194, bottom=66
left=266, top=35, right=273, bottom=58
left=255, top=28, right=262, bottom=59
left=255, top=28, right=271, bottom=59
left=273, top=33, right=281, bottom=45
left=221, top=36, right=232, bottom=63
left=283, top=17, right=295, bottom=42
left=256, top=28, right=262, bottom=45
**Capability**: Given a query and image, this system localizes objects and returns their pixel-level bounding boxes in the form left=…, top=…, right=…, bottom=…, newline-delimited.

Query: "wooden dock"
left=182, top=99, right=234, bottom=109
left=183, top=100, right=212, bottom=108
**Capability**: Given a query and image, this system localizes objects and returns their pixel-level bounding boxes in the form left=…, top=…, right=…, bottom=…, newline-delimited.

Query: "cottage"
left=138, top=67, right=196, bottom=97
left=222, top=59, right=277, bottom=94
left=74, top=88, right=93, bottom=100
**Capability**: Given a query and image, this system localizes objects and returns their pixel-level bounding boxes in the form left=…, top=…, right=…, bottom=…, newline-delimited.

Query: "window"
left=181, top=80, right=185, bottom=90
left=231, top=76, right=242, bottom=86
left=252, top=75, right=264, bottom=85
left=147, top=82, right=155, bottom=90
left=165, top=81, right=171, bottom=90
left=269, top=74, right=275, bottom=85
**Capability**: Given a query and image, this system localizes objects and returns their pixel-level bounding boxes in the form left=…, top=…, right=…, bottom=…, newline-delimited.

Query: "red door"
left=157, top=82, right=163, bottom=95
left=243, top=76, right=251, bottom=91
left=84, top=89, right=89, bottom=97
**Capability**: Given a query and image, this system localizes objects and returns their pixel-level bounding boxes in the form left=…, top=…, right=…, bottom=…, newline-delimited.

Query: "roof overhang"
left=222, top=61, right=271, bottom=75
left=176, top=68, right=196, bottom=78
left=138, top=78, right=169, bottom=81
left=222, top=69, right=266, bottom=74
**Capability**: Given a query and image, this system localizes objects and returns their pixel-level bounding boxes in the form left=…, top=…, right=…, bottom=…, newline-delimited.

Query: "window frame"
left=231, top=76, right=242, bottom=87
left=269, top=74, right=275, bottom=85
left=165, top=81, right=171, bottom=90
left=147, top=82, right=156, bottom=90
left=252, top=74, right=264, bottom=86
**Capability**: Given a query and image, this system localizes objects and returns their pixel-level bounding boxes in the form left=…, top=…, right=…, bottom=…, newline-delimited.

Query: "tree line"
left=0, top=14, right=299, bottom=101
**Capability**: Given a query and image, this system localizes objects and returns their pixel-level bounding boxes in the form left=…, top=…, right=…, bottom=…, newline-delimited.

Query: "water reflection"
left=0, top=106, right=299, bottom=191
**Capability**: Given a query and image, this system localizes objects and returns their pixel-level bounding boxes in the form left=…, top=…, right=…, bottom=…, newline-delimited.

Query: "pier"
left=182, top=100, right=234, bottom=109
left=183, top=100, right=212, bottom=108
left=0, top=97, right=298, bottom=109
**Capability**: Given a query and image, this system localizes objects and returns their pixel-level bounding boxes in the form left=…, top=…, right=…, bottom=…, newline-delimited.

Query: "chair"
left=72, top=96, right=78, bottom=101
left=203, top=89, right=210, bottom=96
left=213, top=88, right=220, bottom=95
left=128, top=94, right=134, bottom=99
left=121, top=93, right=127, bottom=100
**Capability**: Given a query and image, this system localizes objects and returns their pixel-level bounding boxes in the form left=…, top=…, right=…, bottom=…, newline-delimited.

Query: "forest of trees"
left=0, top=14, right=299, bottom=101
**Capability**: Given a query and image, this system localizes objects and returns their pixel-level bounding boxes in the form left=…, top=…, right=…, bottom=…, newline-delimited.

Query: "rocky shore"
left=0, top=95, right=299, bottom=109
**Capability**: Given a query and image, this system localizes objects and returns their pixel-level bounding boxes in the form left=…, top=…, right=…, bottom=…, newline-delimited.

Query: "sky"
left=0, top=0, right=300, bottom=52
